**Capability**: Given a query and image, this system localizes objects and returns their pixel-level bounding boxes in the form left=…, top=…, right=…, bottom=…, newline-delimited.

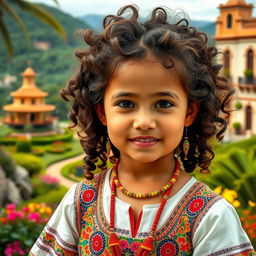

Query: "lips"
left=129, top=136, right=160, bottom=147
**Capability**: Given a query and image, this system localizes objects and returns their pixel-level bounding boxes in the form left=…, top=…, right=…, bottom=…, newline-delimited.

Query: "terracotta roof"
left=11, top=88, right=48, bottom=97
left=227, top=0, right=246, bottom=5
left=11, top=67, right=48, bottom=97
left=3, top=104, right=55, bottom=113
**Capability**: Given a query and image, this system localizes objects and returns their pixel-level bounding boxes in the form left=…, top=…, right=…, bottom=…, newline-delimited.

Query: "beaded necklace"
left=109, top=159, right=182, bottom=256
left=112, top=164, right=180, bottom=199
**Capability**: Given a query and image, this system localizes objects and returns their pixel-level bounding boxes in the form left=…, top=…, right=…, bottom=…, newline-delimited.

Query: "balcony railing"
left=238, top=77, right=256, bottom=85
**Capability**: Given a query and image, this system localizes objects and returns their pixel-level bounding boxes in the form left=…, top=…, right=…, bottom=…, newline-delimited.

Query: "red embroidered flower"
left=89, top=231, right=105, bottom=255
left=130, top=241, right=141, bottom=252
left=187, top=197, right=205, bottom=215
left=157, top=239, right=179, bottom=256
left=119, top=239, right=129, bottom=250
left=81, top=187, right=96, bottom=205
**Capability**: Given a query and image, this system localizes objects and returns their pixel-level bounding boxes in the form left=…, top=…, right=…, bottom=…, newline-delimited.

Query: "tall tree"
left=0, top=0, right=66, bottom=59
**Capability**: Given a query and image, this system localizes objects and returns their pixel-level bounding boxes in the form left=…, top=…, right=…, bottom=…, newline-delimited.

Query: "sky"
left=30, top=0, right=256, bottom=21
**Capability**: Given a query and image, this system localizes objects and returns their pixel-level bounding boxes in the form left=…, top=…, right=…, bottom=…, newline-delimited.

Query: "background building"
left=215, top=0, right=256, bottom=136
left=3, top=67, right=56, bottom=130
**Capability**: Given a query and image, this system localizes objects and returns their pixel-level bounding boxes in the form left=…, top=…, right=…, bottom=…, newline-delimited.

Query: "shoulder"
left=192, top=187, right=254, bottom=255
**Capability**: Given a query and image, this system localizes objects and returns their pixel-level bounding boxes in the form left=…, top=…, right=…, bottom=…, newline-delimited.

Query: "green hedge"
left=0, top=130, right=73, bottom=146
left=12, top=153, right=44, bottom=176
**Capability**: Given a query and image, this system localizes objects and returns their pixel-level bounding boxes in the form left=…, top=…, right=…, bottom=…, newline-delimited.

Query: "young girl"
left=30, top=5, right=255, bottom=256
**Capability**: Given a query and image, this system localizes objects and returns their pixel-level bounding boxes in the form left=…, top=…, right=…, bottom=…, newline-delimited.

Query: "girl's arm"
left=29, top=183, right=79, bottom=256
left=192, top=199, right=255, bottom=255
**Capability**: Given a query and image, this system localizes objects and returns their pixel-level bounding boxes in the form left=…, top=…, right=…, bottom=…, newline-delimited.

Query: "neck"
left=117, top=155, right=176, bottom=181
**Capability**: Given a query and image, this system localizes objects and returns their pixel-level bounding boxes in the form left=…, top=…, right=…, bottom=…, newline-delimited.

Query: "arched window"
left=224, top=50, right=230, bottom=70
left=245, top=105, right=252, bottom=130
left=246, top=49, right=254, bottom=70
left=227, top=14, right=232, bottom=28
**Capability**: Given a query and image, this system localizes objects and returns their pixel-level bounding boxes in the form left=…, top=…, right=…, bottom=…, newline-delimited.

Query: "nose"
left=133, top=110, right=156, bottom=130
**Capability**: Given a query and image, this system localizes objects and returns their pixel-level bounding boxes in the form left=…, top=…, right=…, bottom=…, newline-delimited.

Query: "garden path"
left=45, top=154, right=84, bottom=188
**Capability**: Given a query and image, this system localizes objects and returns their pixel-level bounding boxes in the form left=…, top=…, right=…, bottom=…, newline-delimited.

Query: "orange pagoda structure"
left=3, top=67, right=56, bottom=129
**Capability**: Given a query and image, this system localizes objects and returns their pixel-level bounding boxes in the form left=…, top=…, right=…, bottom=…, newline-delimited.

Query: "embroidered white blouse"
left=30, top=170, right=255, bottom=256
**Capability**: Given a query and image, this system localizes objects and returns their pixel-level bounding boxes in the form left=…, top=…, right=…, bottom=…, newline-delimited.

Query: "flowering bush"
left=214, top=186, right=241, bottom=208
left=0, top=203, right=53, bottom=255
left=46, top=141, right=71, bottom=154
left=240, top=202, right=256, bottom=246
left=33, top=174, right=59, bottom=196
left=214, top=186, right=256, bottom=248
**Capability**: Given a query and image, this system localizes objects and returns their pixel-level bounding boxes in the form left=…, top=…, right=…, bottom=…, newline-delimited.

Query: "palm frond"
left=10, top=0, right=66, bottom=40
left=0, top=17, right=13, bottom=59
left=1, top=1, right=31, bottom=47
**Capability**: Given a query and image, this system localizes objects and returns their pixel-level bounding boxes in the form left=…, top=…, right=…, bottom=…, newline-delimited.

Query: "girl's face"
left=97, top=57, right=198, bottom=164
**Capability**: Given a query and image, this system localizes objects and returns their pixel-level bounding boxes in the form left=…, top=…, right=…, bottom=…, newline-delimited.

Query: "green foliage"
left=0, top=130, right=73, bottom=146
left=32, top=147, right=45, bottom=156
left=33, top=174, right=59, bottom=197
left=197, top=148, right=256, bottom=207
left=244, top=69, right=253, bottom=78
left=46, top=141, right=71, bottom=154
left=16, top=139, right=32, bottom=153
left=0, top=147, right=16, bottom=178
left=234, top=101, right=242, bottom=110
left=12, top=153, right=43, bottom=176
left=0, top=203, right=53, bottom=255
left=61, top=159, right=84, bottom=182
left=232, top=122, right=241, bottom=130
left=31, top=130, right=73, bottom=145
left=0, top=3, right=90, bottom=120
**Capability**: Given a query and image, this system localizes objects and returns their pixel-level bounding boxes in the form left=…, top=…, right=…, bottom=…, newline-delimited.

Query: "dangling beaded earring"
left=183, top=126, right=190, bottom=160
left=106, top=136, right=111, bottom=156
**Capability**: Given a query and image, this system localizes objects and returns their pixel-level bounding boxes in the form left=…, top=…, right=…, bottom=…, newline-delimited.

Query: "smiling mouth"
left=129, top=137, right=160, bottom=147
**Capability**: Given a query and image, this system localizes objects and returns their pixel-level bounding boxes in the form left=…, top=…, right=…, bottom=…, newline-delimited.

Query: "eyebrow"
left=111, top=91, right=180, bottom=101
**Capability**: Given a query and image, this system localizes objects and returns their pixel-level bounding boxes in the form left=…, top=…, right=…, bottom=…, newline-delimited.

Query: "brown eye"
left=155, top=100, right=174, bottom=108
left=116, top=100, right=135, bottom=108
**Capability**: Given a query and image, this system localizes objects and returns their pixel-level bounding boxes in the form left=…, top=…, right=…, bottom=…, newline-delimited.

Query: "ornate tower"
left=3, top=67, right=56, bottom=129
left=215, top=0, right=256, bottom=136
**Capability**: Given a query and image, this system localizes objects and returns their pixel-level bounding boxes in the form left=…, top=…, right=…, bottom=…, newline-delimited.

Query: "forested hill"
left=0, top=3, right=90, bottom=120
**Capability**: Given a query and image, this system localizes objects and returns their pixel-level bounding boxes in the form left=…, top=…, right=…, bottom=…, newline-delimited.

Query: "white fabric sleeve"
left=192, top=198, right=255, bottom=256
left=29, top=183, right=79, bottom=256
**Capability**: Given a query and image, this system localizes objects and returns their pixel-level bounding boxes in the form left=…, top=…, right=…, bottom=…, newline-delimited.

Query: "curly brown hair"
left=61, top=5, right=234, bottom=179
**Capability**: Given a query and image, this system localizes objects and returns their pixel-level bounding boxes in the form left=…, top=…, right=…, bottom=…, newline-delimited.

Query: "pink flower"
left=22, top=206, right=29, bottom=212
left=119, top=239, right=129, bottom=250
left=4, top=241, right=25, bottom=256
left=7, top=212, right=18, bottom=221
left=39, top=174, right=59, bottom=185
left=130, top=241, right=141, bottom=252
left=27, top=212, right=40, bottom=222
left=6, top=204, right=16, bottom=211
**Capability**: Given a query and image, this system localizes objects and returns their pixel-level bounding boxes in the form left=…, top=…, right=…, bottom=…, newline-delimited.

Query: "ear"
left=96, top=104, right=107, bottom=126
left=184, top=101, right=200, bottom=126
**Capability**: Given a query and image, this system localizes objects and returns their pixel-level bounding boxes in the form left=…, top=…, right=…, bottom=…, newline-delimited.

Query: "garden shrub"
left=0, top=147, right=16, bottom=178
left=16, top=140, right=32, bottom=153
left=46, top=141, right=72, bottom=154
left=12, top=154, right=44, bottom=176
left=33, top=174, right=59, bottom=196
left=0, top=203, right=53, bottom=255
left=32, top=147, right=45, bottom=156
left=196, top=148, right=256, bottom=207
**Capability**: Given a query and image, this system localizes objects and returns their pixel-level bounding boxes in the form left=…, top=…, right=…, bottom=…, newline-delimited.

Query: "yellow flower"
left=214, top=186, right=222, bottom=195
left=45, top=207, right=52, bottom=215
left=28, top=203, right=37, bottom=212
left=39, top=208, right=46, bottom=214
left=233, top=200, right=241, bottom=208
left=248, top=200, right=256, bottom=207
left=222, top=188, right=237, bottom=204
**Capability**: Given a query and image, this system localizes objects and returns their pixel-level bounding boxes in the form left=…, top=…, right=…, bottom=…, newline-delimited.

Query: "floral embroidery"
left=156, top=239, right=179, bottom=256
left=76, top=174, right=239, bottom=255
left=39, top=229, right=77, bottom=256
left=89, top=231, right=106, bottom=255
